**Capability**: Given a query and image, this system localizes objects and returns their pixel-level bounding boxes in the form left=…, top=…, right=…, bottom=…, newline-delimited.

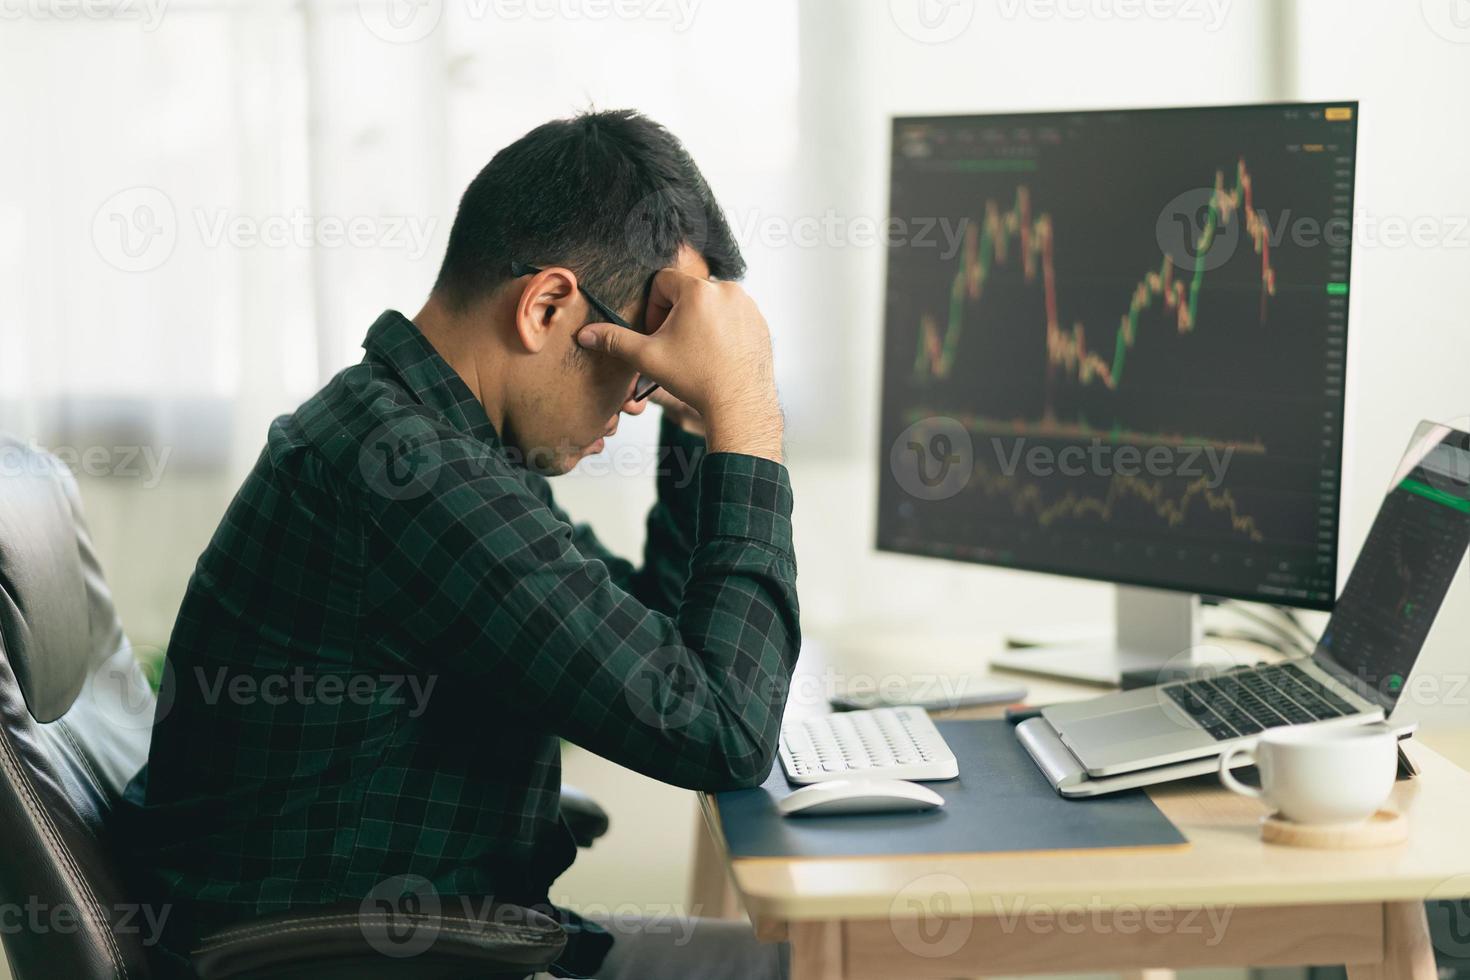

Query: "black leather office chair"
left=0, top=437, right=599, bottom=978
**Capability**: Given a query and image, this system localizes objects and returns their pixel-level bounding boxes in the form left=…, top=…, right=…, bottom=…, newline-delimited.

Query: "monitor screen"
left=1315, top=424, right=1470, bottom=710
left=876, top=102, right=1358, bottom=610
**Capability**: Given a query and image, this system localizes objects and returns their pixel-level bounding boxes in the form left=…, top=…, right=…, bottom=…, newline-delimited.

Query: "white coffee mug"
left=1218, top=724, right=1398, bottom=825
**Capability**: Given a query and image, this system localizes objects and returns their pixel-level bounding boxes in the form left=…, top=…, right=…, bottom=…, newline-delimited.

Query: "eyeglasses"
left=509, top=261, right=659, bottom=402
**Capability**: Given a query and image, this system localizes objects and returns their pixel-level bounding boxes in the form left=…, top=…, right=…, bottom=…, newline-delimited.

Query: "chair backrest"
left=0, top=436, right=157, bottom=980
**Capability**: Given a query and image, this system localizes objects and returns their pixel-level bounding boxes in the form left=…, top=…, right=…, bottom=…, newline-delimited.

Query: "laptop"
left=1042, top=421, right=1470, bottom=779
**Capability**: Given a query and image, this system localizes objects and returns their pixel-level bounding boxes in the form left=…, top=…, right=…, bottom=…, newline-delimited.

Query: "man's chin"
left=527, top=440, right=604, bottom=477
left=564, top=437, right=606, bottom=471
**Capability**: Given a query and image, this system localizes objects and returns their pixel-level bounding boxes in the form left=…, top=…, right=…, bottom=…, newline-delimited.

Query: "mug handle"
left=1218, top=744, right=1262, bottom=799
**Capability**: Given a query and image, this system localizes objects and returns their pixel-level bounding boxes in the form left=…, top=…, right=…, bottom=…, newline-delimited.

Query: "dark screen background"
left=876, top=103, right=1358, bottom=609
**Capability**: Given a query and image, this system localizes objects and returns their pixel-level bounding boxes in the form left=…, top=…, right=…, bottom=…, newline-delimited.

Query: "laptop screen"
left=1314, top=423, right=1470, bottom=711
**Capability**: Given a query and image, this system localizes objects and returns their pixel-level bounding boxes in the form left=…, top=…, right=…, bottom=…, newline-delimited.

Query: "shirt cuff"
left=697, top=451, right=795, bottom=555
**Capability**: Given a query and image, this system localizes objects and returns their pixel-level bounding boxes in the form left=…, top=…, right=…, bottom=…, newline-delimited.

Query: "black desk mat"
left=715, top=720, right=1188, bottom=859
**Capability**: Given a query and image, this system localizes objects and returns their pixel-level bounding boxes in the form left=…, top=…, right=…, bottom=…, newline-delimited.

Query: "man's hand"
left=577, top=271, right=783, bottom=462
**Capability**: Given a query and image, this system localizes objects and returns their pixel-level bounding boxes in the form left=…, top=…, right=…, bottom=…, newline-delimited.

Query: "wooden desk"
left=690, top=630, right=1470, bottom=980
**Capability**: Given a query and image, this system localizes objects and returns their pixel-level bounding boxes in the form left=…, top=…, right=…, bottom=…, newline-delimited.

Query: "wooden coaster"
left=1261, top=809, right=1407, bottom=849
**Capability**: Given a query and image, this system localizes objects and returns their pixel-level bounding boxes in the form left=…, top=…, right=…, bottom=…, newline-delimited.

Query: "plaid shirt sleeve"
left=361, top=423, right=800, bottom=791
left=526, top=417, right=706, bottom=617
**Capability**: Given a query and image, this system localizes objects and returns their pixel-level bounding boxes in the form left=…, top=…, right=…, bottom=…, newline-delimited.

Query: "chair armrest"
left=560, top=782, right=610, bottom=847
left=190, top=901, right=566, bottom=979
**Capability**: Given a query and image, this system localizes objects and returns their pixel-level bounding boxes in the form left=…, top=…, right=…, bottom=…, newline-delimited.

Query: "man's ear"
left=512, top=267, right=580, bottom=354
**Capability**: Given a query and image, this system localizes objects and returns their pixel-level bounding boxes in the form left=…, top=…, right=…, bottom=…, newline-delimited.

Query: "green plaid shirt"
left=125, top=310, right=799, bottom=962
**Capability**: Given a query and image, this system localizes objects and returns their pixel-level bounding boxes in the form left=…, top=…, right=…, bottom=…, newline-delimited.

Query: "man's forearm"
left=705, top=393, right=784, bottom=464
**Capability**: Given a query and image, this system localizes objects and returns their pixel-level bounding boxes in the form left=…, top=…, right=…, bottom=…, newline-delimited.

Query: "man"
left=126, top=109, right=798, bottom=979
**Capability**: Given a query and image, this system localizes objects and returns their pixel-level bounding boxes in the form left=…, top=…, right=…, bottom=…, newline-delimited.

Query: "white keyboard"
left=778, top=706, right=960, bottom=784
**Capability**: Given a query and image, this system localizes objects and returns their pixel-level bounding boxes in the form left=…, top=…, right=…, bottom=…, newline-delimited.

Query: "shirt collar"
left=362, top=310, right=499, bottom=446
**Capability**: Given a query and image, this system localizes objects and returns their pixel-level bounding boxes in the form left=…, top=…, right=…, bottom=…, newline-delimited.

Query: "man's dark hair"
left=432, top=109, right=745, bottom=316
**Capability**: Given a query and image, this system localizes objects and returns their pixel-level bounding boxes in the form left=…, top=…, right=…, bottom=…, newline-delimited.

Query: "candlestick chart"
left=912, top=159, right=1277, bottom=396
left=877, top=105, right=1357, bottom=609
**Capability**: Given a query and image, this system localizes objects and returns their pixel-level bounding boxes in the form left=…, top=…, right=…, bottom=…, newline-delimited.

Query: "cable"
left=1216, top=601, right=1313, bottom=656
left=1203, top=627, right=1296, bottom=658
left=1272, top=605, right=1320, bottom=646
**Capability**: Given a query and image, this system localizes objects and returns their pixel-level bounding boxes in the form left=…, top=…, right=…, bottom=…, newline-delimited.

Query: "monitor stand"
left=990, top=585, right=1232, bottom=687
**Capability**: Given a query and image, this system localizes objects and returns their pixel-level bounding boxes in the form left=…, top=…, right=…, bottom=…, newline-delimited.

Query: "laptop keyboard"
left=1164, top=662, right=1363, bottom=741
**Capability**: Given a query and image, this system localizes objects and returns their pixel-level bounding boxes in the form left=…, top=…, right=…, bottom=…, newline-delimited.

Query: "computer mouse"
left=777, top=779, right=945, bottom=817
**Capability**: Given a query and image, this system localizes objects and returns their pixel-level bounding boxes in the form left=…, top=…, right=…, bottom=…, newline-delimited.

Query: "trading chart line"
left=913, top=158, right=1278, bottom=392
left=968, top=463, right=1268, bottom=543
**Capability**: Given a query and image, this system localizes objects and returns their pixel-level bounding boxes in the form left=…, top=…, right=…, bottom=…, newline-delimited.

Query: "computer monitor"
left=876, top=102, right=1359, bottom=683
